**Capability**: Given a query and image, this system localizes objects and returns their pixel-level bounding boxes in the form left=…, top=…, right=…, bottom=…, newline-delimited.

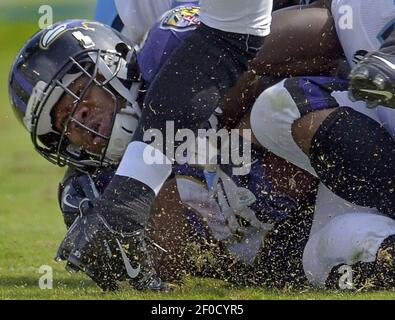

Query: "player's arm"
left=349, top=25, right=395, bottom=108
left=219, top=0, right=342, bottom=130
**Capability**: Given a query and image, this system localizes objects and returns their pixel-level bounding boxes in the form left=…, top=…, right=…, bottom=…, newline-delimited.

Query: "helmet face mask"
left=9, top=20, right=142, bottom=172
left=34, top=51, right=121, bottom=169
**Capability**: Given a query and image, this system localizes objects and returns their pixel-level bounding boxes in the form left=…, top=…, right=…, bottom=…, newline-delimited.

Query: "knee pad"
left=310, top=107, right=395, bottom=215
left=250, top=79, right=317, bottom=175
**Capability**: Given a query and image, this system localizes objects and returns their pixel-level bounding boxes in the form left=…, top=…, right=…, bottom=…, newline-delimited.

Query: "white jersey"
left=114, top=0, right=172, bottom=45
left=332, top=0, right=395, bottom=137
left=332, top=0, right=395, bottom=67
left=199, top=0, right=273, bottom=36
left=115, top=0, right=273, bottom=44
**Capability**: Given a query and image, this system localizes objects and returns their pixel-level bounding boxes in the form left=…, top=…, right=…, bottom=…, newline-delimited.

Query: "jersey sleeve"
left=137, top=5, right=200, bottom=84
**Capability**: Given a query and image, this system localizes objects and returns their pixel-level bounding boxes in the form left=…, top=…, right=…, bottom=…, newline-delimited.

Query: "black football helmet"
left=9, top=19, right=142, bottom=171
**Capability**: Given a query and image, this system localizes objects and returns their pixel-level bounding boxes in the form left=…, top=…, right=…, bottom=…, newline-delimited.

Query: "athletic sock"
left=310, top=107, right=395, bottom=216
left=100, top=141, right=172, bottom=233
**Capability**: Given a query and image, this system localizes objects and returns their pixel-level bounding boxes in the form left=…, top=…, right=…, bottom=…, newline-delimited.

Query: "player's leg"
left=135, top=23, right=263, bottom=141
left=250, top=77, right=344, bottom=176
left=246, top=3, right=394, bottom=218
left=306, top=106, right=395, bottom=216
left=100, top=23, right=265, bottom=234
left=292, top=101, right=395, bottom=216
left=251, top=76, right=395, bottom=217
left=237, top=112, right=319, bottom=205
left=303, top=212, right=395, bottom=290
left=250, top=2, right=341, bottom=77
left=218, top=2, right=342, bottom=130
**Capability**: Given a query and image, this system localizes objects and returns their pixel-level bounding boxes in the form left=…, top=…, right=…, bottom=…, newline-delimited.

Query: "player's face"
left=53, top=75, right=121, bottom=154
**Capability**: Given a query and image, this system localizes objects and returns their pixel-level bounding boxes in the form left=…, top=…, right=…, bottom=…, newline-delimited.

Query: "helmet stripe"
left=10, top=89, right=27, bottom=113
left=13, top=71, right=33, bottom=95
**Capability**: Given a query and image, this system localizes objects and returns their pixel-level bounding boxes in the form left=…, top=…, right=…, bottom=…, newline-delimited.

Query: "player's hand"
left=348, top=51, right=395, bottom=109
left=58, top=169, right=116, bottom=228
left=56, top=175, right=171, bottom=292
left=55, top=199, right=172, bottom=292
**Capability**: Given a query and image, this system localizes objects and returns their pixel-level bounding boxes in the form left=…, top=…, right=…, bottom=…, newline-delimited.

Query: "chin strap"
left=105, top=105, right=140, bottom=162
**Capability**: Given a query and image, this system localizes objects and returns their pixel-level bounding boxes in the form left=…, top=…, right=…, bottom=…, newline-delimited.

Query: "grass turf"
left=1, top=3, right=395, bottom=300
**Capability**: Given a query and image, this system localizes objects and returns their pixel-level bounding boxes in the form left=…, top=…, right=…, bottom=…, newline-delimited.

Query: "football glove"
left=56, top=175, right=170, bottom=292
left=56, top=206, right=170, bottom=291
left=58, top=169, right=114, bottom=228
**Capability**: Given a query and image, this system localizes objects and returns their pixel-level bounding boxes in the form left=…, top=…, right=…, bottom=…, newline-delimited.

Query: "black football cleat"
left=349, top=51, right=395, bottom=109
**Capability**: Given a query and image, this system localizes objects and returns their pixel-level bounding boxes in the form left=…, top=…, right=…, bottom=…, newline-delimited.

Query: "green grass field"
left=1, top=1, right=395, bottom=300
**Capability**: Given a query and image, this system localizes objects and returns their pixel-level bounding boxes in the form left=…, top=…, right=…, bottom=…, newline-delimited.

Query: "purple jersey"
left=137, top=4, right=200, bottom=84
